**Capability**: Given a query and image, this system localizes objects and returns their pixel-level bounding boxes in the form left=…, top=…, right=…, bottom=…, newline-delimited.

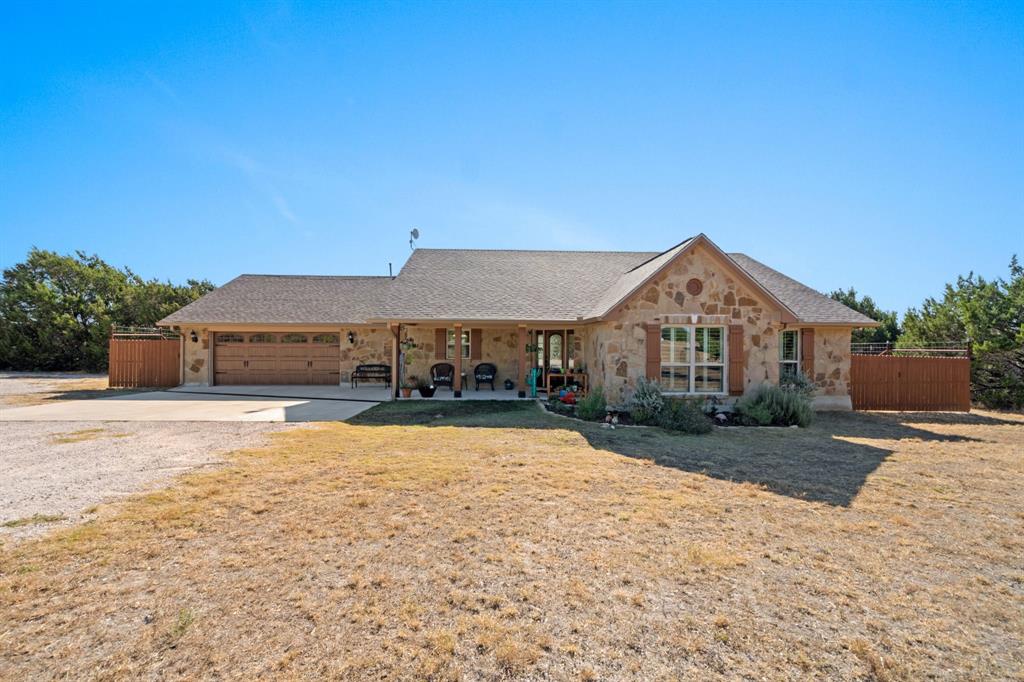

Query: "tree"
left=0, top=249, right=214, bottom=372
left=828, top=288, right=900, bottom=344
left=901, top=257, right=1023, bottom=409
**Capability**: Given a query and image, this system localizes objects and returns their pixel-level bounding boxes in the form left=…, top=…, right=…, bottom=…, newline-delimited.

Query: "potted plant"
left=416, top=376, right=436, bottom=398
left=400, top=375, right=417, bottom=398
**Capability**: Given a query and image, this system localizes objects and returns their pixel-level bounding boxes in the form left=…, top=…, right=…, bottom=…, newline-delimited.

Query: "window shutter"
left=645, top=322, right=661, bottom=380
left=471, top=329, right=482, bottom=360
left=435, top=328, right=446, bottom=360
left=728, top=324, right=745, bottom=396
left=801, top=328, right=815, bottom=377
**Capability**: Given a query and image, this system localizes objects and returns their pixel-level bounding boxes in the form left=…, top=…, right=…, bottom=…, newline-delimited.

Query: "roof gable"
left=584, top=234, right=799, bottom=323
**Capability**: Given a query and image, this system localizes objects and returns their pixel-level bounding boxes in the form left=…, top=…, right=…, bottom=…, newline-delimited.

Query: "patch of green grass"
left=348, top=400, right=546, bottom=428
left=3, top=514, right=66, bottom=528
left=161, top=608, right=195, bottom=648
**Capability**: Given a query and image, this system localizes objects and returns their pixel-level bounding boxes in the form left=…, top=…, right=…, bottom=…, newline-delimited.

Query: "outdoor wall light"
left=190, top=330, right=198, bottom=343
left=347, top=331, right=356, bottom=344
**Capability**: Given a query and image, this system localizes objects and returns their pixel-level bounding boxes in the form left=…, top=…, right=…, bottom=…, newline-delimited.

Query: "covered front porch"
left=383, top=322, right=591, bottom=400
left=167, top=383, right=524, bottom=402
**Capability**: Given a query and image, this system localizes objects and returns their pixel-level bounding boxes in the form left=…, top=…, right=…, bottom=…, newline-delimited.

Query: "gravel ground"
left=0, top=420, right=298, bottom=543
left=0, top=372, right=302, bottom=544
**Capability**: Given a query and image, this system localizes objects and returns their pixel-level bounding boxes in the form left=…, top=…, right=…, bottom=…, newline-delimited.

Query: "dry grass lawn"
left=1, top=403, right=1021, bottom=680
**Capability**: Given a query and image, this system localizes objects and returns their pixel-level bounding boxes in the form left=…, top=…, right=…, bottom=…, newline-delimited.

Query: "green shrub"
left=576, top=386, right=606, bottom=421
left=735, top=384, right=814, bottom=427
left=735, top=401, right=773, bottom=426
left=778, top=371, right=815, bottom=397
left=657, top=397, right=713, bottom=434
left=626, top=377, right=664, bottom=425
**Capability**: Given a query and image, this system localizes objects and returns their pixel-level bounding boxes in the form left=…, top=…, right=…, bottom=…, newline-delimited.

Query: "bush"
left=778, top=371, right=815, bottom=397
left=626, top=377, right=664, bottom=425
left=577, top=386, right=606, bottom=421
left=657, top=397, right=713, bottom=434
left=735, top=384, right=814, bottom=427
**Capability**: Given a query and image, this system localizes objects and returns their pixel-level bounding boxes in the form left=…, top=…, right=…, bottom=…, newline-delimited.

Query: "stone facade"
left=398, top=326, right=522, bottom=392
left=339, top=327, right=392, bottom=383
left=811, top=328, right=852, bottom=398
left=182, top=327, right=210, bottom=385
left=581, top=243, right=853, bottom=407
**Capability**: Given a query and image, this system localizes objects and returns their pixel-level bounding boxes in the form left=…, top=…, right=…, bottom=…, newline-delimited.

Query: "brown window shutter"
left=645, top=322, right=661, bottom=381
left=435, top=328, right=447, bottom=360
left=801, top=328, right=815, bottom=376
left=728, top=324, right=745, bottom=396
left=470, top=329, right=482, bottom=360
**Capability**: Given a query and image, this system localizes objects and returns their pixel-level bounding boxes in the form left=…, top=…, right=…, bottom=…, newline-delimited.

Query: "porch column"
left=517, top=324, right=527, bottom=398
left=453, top=323, right=463, bottom=398
left=390, top=323, right=400, bottom=400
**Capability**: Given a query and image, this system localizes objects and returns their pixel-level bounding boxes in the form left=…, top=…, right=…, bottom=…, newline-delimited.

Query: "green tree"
left=901, top=257, right=1023, bottom=408
left=0, top=249, right=213, bottom=372
left=828, top=288, right=900, bottom=344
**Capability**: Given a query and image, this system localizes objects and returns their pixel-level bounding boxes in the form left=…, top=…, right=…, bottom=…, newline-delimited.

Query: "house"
left=158, top=234, right=877, bottom=409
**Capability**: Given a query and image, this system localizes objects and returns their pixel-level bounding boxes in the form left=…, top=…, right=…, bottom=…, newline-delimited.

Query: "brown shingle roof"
left=728, top=254, right=877, bottom=325
left=374, top=249, right=656, bottom=321
left=159, top=239, right=876, bottom=327
left=158, top=275, right=391, bottom=325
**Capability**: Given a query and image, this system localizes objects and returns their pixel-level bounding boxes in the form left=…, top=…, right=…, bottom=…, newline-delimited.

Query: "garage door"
left=214, top=332, right=340, bottom=385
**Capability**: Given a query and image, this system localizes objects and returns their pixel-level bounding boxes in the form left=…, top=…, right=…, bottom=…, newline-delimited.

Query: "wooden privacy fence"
left=108, top=328, right=181, bottom=388
left=850, top=354, right=971, bottom=412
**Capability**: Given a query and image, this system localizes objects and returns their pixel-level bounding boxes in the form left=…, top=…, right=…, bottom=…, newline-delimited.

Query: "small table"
left=545, top=372, right=588, bottom=395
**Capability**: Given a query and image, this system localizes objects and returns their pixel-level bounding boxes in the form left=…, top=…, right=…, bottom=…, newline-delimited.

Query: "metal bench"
left=351, top=364, right=391, bottom=389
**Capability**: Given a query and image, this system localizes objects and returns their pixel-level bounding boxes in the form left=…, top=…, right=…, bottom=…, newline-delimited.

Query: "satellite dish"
left=409, top=228, right=420, bottom=251
left=410, top=228, right=420, bottom=240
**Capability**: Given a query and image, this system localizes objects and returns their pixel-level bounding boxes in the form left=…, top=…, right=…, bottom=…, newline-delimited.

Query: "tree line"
left=830, top=256, right=1023, bottom=409
left=0, top=249, right=213, bottom=372
left=1, top=248, right=1020, bottom=408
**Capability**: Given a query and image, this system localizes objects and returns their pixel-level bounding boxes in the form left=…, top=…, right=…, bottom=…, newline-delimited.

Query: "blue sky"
left=1, top=1, right=1021, bottom=315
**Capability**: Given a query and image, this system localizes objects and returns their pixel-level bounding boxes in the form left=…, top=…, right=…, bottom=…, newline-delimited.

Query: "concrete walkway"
left=0, top=390, right=378, bottom=422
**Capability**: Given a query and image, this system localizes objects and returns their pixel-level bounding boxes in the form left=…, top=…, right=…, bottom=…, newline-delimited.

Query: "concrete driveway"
left=0, top=384, right=385, bottom=422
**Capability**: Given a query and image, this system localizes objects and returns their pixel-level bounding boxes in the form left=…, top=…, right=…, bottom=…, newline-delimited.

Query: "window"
left=446, top=329, right=471, bottom=359
left=280, top=333, right=308, bottom=344
left=660, top=327, right=690, bottom=391
left=780, top=330, right=799, bottom=379
left=548, top=333, right=563, bottom=371
left=248, top=333, right=275, bottom=344
left=215, top=333, right=244, bottom=344
left=660, top=325, right=725, bottom=393
left=312, top=333, right=339, bottom=344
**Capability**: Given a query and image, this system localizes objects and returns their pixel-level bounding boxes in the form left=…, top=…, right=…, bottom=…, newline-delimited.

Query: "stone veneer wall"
left=182, top=327, right=210, bottom=385
left=399, top=326, right=521, bottom=391
left=339, top=327, right=392, bottom=384
left=583, top=244, right=853, bottom=406
left=811, top=328, right=852, bottom=398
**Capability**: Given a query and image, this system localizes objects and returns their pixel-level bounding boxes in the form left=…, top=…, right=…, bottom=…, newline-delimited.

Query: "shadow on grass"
left=348, top=401, right=991, bottom=507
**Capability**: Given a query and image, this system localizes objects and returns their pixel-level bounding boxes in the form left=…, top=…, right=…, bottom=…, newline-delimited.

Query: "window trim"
left=660, top=324, right=728, bottom=395
left=779, top=329, right=800, bottom=379
left=445, top=328, right=471, bottom=360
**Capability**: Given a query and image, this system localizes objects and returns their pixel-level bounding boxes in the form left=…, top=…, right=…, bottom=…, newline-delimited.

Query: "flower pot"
left=418, top=386, right=436, bottom=398
left=400, top=388, right=413, bottom=398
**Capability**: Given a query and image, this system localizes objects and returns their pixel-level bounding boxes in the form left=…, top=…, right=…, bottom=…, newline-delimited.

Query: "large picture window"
left=660, top=325, right=725, bottom=393
left=780, top=330, right=800, bottom=379
left=446, top=329, right=471, bottom=360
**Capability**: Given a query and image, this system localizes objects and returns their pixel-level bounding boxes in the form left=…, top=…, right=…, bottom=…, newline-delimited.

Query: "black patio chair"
left=474, top=363, right=497, bottom=391
left=431, top=362, right=455, bottom=390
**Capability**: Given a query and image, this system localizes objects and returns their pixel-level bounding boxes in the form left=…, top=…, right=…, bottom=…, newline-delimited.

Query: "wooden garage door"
left=214, top=332, right=340, bottom=385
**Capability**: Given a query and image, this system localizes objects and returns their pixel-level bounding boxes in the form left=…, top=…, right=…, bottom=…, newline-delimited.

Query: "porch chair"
left=473, top=363, right=497, bottom=391
left=431, top=362, right=455, bottom=390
